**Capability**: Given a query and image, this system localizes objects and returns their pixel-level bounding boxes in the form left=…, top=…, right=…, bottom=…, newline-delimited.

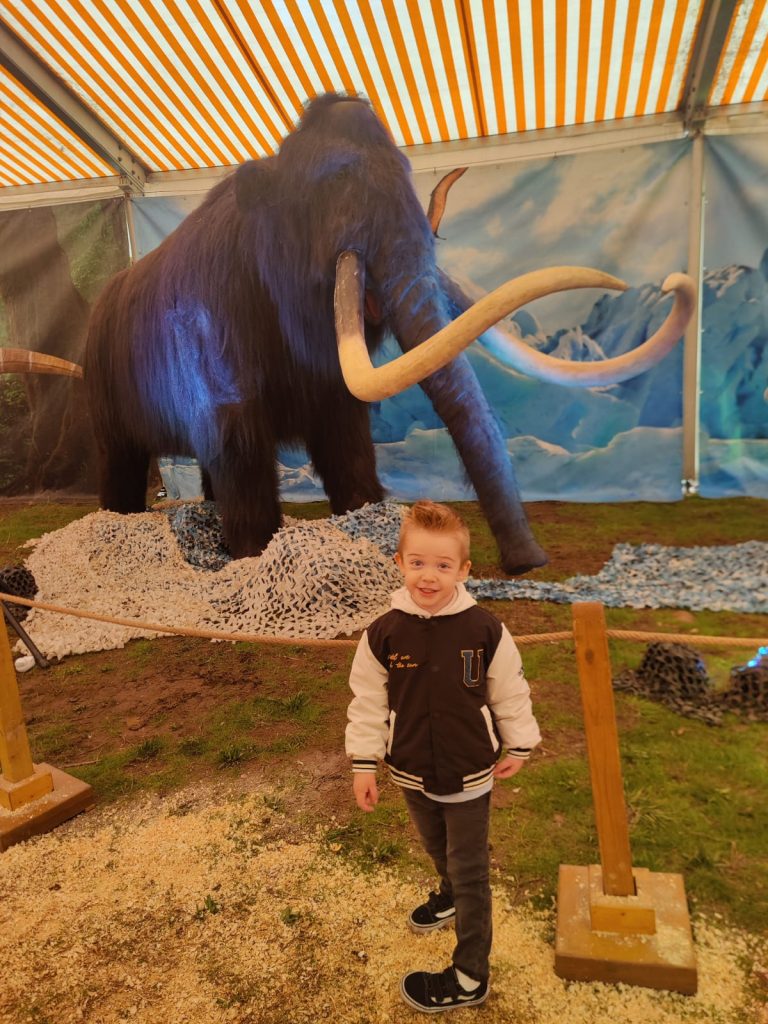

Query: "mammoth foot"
left=222, top=532, right=270, bottom=561
left=498, top=539, right=548, bottom=577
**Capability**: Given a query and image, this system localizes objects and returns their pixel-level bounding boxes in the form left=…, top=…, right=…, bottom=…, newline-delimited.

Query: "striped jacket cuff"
left=351, top=757, right=378, bottom=773
left=507, top=747, right=532, bottom=760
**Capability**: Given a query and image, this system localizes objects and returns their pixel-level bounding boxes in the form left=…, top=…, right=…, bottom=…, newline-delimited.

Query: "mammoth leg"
left=305, top=395, right=384, bottom=513
left=99, top=441, right=151, bottom=513
left=204, top=410, right=281, bottom=559
left=417, top=355, right=547, bottom=575
left=201, top=468, right=215, bottom=501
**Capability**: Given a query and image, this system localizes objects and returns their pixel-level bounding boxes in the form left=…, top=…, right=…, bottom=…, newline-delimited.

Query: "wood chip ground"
left=0, top=781, right=762, bottom=1024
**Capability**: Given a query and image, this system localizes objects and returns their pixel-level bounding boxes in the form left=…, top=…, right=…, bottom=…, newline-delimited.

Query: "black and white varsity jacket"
left=345, top=584, right=541, bottom=796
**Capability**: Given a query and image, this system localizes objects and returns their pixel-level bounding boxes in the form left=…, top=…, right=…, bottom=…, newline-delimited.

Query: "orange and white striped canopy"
left=0, top=0, right=767, bottom=190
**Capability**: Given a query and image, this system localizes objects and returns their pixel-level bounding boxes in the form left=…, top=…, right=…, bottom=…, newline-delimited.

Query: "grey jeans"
left=402, top=788, right=492, bottom=983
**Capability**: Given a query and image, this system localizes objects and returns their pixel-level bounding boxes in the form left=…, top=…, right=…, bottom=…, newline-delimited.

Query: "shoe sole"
left=399, top=980, right=490, bottom=1013
left=407, top=913, right=456, bottom=935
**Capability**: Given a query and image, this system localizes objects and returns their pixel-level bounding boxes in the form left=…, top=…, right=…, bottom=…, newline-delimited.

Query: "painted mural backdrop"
left=136, top=138, right=702, bottom=504
left=3, top=134, right=765, bottom=502
left=364, top=138, right=693, bottom=503
left=0, top=199, right=128, bottom=493
left=700, top=136, right=768, bottom=498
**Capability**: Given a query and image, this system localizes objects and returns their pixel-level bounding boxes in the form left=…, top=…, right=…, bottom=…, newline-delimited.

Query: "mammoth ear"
left=235, top=159, right=275, bottom=210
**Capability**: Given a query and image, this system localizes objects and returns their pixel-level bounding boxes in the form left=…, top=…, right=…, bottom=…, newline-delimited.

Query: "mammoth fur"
left=84, top=93, right=693, bottom=574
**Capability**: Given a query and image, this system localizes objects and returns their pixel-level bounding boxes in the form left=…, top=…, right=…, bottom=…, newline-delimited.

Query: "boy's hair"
left=398, top=500, right=470, bottom=563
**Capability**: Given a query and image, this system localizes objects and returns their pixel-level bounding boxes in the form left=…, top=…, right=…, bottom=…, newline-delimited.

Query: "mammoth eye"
left=308, top=149, right=363, bottom=183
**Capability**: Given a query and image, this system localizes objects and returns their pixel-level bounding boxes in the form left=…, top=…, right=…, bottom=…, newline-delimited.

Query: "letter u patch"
left=460, top=649, right=484, bottom=687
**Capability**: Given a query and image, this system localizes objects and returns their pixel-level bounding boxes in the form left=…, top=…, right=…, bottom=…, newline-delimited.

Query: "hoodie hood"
left=390, top=582, right=476, bottom=617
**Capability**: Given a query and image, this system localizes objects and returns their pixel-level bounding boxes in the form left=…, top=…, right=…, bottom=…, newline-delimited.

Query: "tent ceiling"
left=0, top=0, right=767, bottom=198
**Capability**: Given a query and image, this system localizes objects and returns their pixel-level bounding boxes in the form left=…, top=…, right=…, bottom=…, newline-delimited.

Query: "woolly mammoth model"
left=76, top=93, right=694, bottom=574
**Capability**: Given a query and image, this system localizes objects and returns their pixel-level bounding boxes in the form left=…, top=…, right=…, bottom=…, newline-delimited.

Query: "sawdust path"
left=0, top=779, right=762, bottom=1024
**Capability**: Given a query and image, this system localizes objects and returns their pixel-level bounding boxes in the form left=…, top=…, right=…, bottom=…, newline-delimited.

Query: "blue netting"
left=467, top=541, right=768, bottom=613
left=164, top=501, right=767, bottom=614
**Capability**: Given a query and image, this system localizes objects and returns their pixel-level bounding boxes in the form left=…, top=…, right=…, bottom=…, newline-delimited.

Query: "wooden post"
left=572, top=601, right=634, bottom=895
left=554, top=602, right=698, bottom=994
left=0, top=621, right=53, bottom=809
left=0, top=623, right=94, bottom=850
left=0, top=619, right=35, bottom=780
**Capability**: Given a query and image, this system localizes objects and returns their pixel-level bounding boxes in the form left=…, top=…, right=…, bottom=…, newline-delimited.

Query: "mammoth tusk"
left=335, top=252, right=624, bottom=401
left=479, top=271, right=697, bottom=386
left=426, top=167, right=467, bottom=236
left=0, top=348, right=83, bottom=379
left=334, top=252, right=696, bottom=400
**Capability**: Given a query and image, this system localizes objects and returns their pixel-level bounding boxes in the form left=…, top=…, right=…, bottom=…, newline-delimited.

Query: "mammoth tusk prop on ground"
left=334, top=251, right=696, bottom=401
left=0, top=348, right=83, bottom=379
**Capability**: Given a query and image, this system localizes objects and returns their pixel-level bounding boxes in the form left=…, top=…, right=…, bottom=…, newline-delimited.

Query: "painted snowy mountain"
left=277, top=254, right=766, bottom=502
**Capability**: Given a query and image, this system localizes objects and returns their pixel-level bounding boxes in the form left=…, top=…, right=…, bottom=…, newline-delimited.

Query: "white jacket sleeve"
left=486, top=625, right=541, bottom=757
left=345, top=631, right=390, bottom=770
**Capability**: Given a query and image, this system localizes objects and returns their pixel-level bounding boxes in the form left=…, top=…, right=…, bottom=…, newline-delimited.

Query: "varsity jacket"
left=345, top=584, right=541, bottom=796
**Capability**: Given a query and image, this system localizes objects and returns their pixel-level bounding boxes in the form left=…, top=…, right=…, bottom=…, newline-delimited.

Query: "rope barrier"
left=0, top=592, right=358, bottom=649
left=1, top=592, right=765, bottom=651
left=606, top=628, right=766, bottom=647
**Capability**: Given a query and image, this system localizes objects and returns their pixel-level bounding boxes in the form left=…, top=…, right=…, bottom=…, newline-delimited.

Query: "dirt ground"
left=6, top=493, right=767, bottom=828
left=1, top=496, right=766, bottom=1023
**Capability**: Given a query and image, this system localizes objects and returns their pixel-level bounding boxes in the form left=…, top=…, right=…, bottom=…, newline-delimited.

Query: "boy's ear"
left=459, top=560, right=471, bottom=580
left=394, top=552, right=403, bottom=572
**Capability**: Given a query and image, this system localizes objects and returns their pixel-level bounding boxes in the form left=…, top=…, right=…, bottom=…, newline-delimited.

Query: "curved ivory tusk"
left=334, top=252, right=696, bottom=400
left=0, top=348, right=83, bottom=379
left=335, top=252, right=626, bottom=401
left=481, top=271, right=697, bottom=386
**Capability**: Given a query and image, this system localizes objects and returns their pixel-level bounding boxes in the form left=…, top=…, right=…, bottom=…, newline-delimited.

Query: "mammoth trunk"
left=389, top=275, right=547, bottom=575
left=414, top=355, right=547, bottom=575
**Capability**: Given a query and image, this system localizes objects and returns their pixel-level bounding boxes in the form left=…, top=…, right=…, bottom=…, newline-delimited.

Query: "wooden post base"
left=0, top=763, right=54, bottom=810
left=555, top=864, right=698, bottom=994
left=0, top=764, right=94, bottom=852
left=589, top=864, right=657, bottom=934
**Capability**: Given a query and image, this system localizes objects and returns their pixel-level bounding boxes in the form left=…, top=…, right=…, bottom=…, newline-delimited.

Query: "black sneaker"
left=408, top=890, right=456, bottom=933
left=400, top=966, right=489, bottom=1013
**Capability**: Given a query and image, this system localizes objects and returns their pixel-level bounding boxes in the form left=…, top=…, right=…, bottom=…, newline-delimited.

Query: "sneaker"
left=408, top=890, right=456, bottom=933
left=400, top=966, right=489, bottom=1013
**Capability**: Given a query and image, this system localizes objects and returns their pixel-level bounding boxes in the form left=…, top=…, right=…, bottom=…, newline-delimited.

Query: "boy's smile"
left=395, top=526, right=471, bottom=614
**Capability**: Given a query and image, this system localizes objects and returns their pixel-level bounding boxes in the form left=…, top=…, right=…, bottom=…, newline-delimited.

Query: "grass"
left=6, top=496, right=768, bottom=934
left=131, top=736, right=163, bottom=761
left=488, top=684, right=768, bottom=932
left=74, top=740, right=189, bottom=801
left=0, top=502, right=98, bottom=564
left=32, top=721, right=78, bottom=760
left=324, top=800, right=411, bottom=871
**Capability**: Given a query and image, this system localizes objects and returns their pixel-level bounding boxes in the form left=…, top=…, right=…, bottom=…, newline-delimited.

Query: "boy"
left=345, top=500, right=541, bottom=1013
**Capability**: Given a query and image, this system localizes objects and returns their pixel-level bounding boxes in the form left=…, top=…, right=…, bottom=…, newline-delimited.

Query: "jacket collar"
left=389, top=582, right=476, bottom=618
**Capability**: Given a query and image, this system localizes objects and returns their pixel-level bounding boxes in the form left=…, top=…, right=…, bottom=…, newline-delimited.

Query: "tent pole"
left=124, top=194, right=138, bottom=265
left=682, top=133, right=705, bottom=496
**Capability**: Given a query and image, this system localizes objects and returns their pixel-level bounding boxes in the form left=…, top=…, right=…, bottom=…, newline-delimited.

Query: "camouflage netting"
left=614, top=642, right=768, bottom=725
left=166, top=499, right=405, bottom=570
left=0, top=564, right=37, bottom=622
left=16, top=502, right=404, bottom=661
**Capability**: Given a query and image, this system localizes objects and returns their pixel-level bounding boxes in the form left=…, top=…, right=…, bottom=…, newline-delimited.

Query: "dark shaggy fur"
left=85, top=93, right=546, bottom=573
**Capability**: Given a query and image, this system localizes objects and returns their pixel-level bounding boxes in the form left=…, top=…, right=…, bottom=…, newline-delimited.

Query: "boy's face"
left=395, top=526, right=471, bottom=614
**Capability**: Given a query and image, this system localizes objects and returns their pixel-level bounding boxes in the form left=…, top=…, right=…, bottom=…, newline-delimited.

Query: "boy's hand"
left=493, top=755, right=526, bottom=779
left=353, top=772, right=379, bottom=812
